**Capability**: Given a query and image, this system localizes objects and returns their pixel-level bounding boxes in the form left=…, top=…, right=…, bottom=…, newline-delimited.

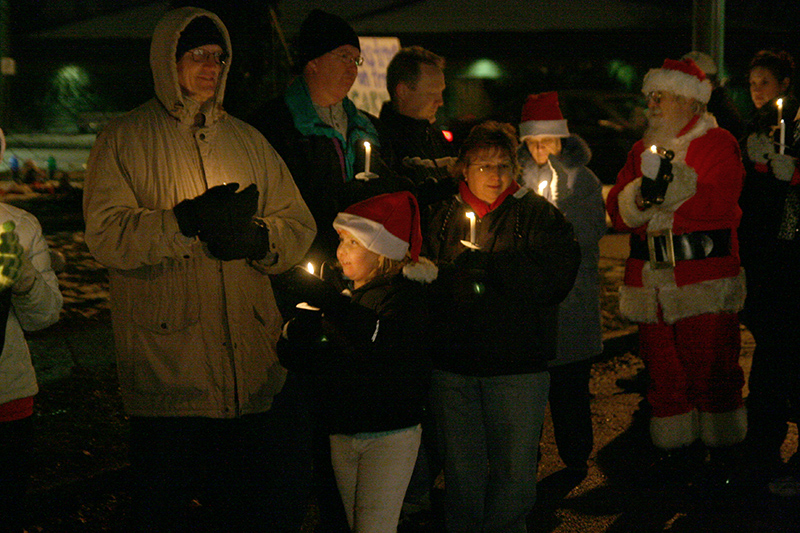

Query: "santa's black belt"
left=629, top=229, right=731, bottom=269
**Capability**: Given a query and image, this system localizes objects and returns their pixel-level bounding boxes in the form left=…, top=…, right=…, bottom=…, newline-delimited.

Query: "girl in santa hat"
left=277, top=190, right=437, bottom=533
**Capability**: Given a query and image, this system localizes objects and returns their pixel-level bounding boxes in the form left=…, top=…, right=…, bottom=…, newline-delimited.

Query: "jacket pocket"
left=128, top=258, right=201, bottom=334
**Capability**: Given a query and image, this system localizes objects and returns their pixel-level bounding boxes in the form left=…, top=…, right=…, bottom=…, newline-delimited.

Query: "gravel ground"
left=14, top=225, right=800, bottom=532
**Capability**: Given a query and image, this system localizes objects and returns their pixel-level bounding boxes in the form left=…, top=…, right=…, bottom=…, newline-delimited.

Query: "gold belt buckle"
left=647, top=228, right=675, bottom=269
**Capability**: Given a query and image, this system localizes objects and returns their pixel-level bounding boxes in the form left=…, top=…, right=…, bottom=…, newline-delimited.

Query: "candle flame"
left=778, top=98, right=784, bottom=110
left=538, top=181, right=548, bottom=193
left=466, top=211, right=475, bottom=221
left=306, top=262, right=315, bottom=275
left=649, top=145, right=658, bottom=153
left=364, top=141, right=371, bottom=150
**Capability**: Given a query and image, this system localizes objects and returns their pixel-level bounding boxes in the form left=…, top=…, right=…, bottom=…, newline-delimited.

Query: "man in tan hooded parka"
left=83, top=7, right=316, bottom=531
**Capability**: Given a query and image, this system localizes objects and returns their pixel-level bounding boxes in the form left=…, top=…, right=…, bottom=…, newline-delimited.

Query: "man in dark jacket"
left=379, top=46, right=457, bottom=207
left=248, top=10, right=406, bottom=530
left=249, top=9, right=401, bottom=267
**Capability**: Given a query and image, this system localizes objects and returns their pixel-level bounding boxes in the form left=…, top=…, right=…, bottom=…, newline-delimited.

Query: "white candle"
left=466, top=211, right=476, bottom=244
left=364, top=141, right=371, bottom=174
left=780, top=119, right=786, bottom=155
left=306, top=262, right=315, bottom=276
left=538, top=180, right=548, bottom=194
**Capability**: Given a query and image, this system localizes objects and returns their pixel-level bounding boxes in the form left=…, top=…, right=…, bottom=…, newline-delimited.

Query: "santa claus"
left=606, top=57, right=747, bottom=477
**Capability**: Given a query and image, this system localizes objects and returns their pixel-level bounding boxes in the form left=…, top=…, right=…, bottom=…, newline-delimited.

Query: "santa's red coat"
left=606, top=113, right=746, bottom=324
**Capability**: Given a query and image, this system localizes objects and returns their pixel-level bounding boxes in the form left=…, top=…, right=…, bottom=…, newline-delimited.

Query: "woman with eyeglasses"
left=423, top=121, right=580, bottom=532
left=518, top=92, right=606, bottom=481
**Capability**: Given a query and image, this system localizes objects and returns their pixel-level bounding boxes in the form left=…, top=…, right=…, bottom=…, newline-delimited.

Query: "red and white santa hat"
left=333, top=191, right=437, bottom=282
left=642, top=57, right=713, bottom=104
left=519, top=91, right=569, bottom=140
left=333, top=191, right=422, bottom=262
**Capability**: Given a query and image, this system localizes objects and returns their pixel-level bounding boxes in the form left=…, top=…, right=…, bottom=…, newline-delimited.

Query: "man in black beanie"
left=248, top=9, right=408, bottom=532
left=249, top=9, right=404, bottom=269
left=175, top=15, right=226, bottom=62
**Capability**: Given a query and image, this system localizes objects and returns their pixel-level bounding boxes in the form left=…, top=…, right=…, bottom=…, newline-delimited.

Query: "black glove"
left=453, top=249, right=490, bottom=277
left=205, top=219, right=270, bottom=261
left=443, top=250, right=491, bottom=302
left=278, top=265, right=350, bottom=312
left=173, top=183, right=259, bottom=238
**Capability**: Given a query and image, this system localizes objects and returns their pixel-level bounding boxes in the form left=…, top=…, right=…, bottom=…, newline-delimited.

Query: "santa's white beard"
left=643, top=113, right=686, bottom=147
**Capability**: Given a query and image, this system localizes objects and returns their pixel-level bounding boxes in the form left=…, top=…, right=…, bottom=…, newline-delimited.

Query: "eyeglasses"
left=646, top=91, right=671, bottom=104
left=469, top=163, right=514, bottom=176
left=186, top=48, right=228, bottom=65
left=330, top=51, right=364, bottom=67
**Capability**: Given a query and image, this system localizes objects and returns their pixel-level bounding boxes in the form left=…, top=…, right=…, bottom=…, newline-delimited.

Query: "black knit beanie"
left=295, top=9, right=360, bottom=68
left=176, top=16, right=226, bottom=61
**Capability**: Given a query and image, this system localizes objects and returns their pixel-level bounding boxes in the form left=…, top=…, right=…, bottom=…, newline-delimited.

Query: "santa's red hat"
left=642, top=58, right=713, bottom=104
left=519, top=91, right=569, bottom=140
left=333, top=191, right=422, bottom=262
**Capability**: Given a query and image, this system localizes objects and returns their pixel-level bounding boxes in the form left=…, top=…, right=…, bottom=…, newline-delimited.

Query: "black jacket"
left=378, top=102, right=457, bottom=207
left=248, top=86, right=406, bottom=265
left=277, top=269, right=431, bottom=435
left=424, top=187, right=580, bottom=376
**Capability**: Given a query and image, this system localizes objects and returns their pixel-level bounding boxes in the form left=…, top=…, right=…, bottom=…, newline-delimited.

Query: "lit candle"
left=306, top=262, right=315, bottom=276
left=650, top=145, right=658, bottom=154
left=781, top=119, right=786, bottom=155
left=466, top=211, right=476, bottom=244
left=778, top=98, right=784, bottom=127
left=364, top=141, right=372, bottom=174
left=538, top=180, right=548, bottom=194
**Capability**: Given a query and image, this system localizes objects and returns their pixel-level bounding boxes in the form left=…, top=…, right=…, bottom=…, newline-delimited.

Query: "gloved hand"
left=205, top=219, right=270, bottom=261
left=173, top=183, right=259, bottom=238
left=453, top=249, right=491, bottom=277
left=448, top=250, right=491, bottom=301
left=0, top=221, right=28, bottom=293
left=640, top=149, right=662, bottom=179
left=278, top=265, right=350, bottom=312
left=746, top=132, right=774, bottom=164
left=768, top=152, right=797, bottom=182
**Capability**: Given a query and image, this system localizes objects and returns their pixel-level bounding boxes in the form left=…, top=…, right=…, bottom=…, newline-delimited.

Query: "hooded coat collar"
left=150, top=7, right=232, bottom=126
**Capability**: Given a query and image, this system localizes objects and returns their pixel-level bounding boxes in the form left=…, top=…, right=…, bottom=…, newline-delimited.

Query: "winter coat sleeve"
left=83, top=126, right=197, bottom=270
left=11, top=211, right=62, bottom=331
left=489, top=198, right=581, bottom=307
left=279, top=280, right=429, bottom=381
left=568, top=167, right=607, bottom=257
left=249, top=136, right=316, bottom=273
left=606, top=142, right=644, bottom=233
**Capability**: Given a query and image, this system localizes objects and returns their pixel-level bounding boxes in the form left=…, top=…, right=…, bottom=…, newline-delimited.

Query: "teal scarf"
left=284, top=77, right=380, bottom=181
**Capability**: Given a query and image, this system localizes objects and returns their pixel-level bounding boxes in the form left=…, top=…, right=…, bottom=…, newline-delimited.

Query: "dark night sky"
left=8, top=0, right=800, bottom=35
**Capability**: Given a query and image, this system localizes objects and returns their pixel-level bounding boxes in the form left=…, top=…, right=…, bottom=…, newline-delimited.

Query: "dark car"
left=557, top=90, right=647, bottom=184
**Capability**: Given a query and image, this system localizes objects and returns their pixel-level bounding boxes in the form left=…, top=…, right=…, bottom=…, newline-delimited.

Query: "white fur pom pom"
left=403, top=256, right=438, bottom=283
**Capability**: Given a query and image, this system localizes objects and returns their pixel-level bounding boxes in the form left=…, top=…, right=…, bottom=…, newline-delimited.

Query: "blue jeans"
left=431, top=370, right=550, bottom=533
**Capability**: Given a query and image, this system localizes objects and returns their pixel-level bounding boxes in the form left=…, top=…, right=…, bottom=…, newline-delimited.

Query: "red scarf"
left=458, top=180, right=520, bottom=218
